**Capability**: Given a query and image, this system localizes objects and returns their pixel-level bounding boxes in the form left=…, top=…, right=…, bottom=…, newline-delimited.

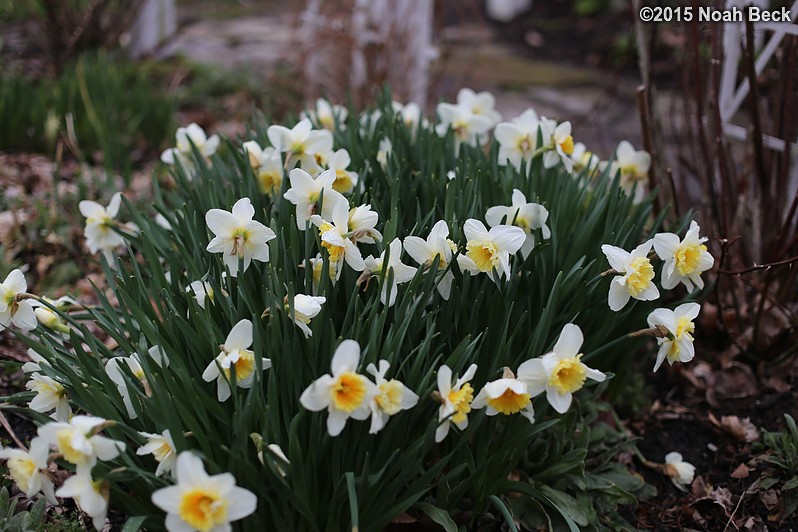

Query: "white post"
left=128, top=0, right=177, bottom=58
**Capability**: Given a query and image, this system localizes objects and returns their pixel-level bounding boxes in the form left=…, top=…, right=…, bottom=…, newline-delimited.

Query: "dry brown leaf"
left=730, top=463, right=750, bottom=479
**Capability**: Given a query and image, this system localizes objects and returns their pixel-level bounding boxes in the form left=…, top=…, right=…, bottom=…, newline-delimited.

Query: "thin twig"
left=719, top=254, right=798, bottom=275
left=0, top=410, right=28, bottom=451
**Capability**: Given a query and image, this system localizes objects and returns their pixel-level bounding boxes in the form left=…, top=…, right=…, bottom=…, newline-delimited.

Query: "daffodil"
left=456, top=88, right=502, bottom=128
left=105, top=346, right=168, bottom=419
left=647, top=303, right=700, bottom=371
left=539, top=118, right=575, bottom=172
left=56, top=470, right=109, bottom=531
left=160, top=123, right=220, bottom=176
left=0, top=269, right=36, bottom=331
left=472, top=367, right=535, bottom=422
left=456, top=219, right=526, bottom=283
left=284, top=168, right=347, bottom=229
left=664, top=452, right=695, bottom=491
left=242, top=141, right=283, bottom=196
left=494, top=109, right=540, bottom=171
left=436, top=102, right=492, bottom=151
left=79, top=193, right=128, bottom=262
left=363, top=238, right=418, bottom=306
left=653, top=221, right=714, bottom=292
left=347, top=204, right=382, bottom=244
left=614, top=141, right=651, bottom=204
left=26, top=373, right=71, bottom=422
left=310, top=200, right=366, bottom=279
left=403, top=220, right=457, bottom=300
left=435, top=364, right=478, bottom=442
left=0, top=438, right=57, bottom=504
left=22, top=348, right=48, bottom=373
left=518, top=323, right=606, bottom=414
left=571, top=142, right=600, bottom=175
left=301, top=98, right=348, bottom=131
left=186, top=280, right=214, bottom=309
left=365, top=360, right=419, bottom=434
left=137, top=429, right=177, bottom=477
left=305, top=253, right=328, bottom=292
left=299, top=339, right=378, bottom=437
left=289, top=294, right=326, bottom=338
left=152, top=451, right=257, bottom=532
left=376, top=137, right=392, bottom=170
left=267, top=118, right=333, bottom=170
left=485, top=189, right=550, bottom=258
left=37, top=416, right=125, bottom=472
left=326, top=149, right=359, bottom=194
left=205, top=197, right=276, bottom=277
left=202, top=319, right=270, bottom=402
left=31, top=296, right=76, bottom=334
left=601, top=240, right=660, bottom=311
left=391, top=101, right=427, bottom=137
left=264, top=444, right=289, bottom=477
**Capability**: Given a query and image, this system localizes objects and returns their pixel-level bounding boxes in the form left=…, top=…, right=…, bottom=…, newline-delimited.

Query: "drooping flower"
left=78, top=193, right=128, bottom=262
left=472, top=367, right=535, bottom=423
left=160, top=123, right=220, bottom=176
left=403, top=220, right=458, bottom=300
left=0, top=437, right=57, bottom=504
left=601, top=240, right=660, bottom=311
left=137, top=429, right=177, bottom=477
left=0, top=269, right=37, bottom=331
left=539, top=118, right=575, bottom=172
left=267, top=118, right=333, bottom=170
left=664, top=452, right=695, bottom=490
left=365, top=360, right=419, bottom=434
left=289, top=294, right=326, bottom=338
left=301, top=98, right=348, bottom=131
left=456, top=219, right=526, bottom=283
left=37, top=416, right=125, bottom=473
left=205, top=197, right=276, bottom=277
left=653, top=221, right=714, bottom=292
left=494, top=109, right=540, bottom=171
left=647, top=303, right=701, bottom=372
left=242, top=141, right=284, bottom=196
left=614, top=141, right=651, bottom=204
left=485, top=189, right=550, bottom=258
left=151, top=452, right=257, bottom=532
left=105, top=346, right=169, bottom=419
left=56, top=469, right=109, bottom=531
left=518, top=323, right=606, bottom=414
left=26, top=373, right=71, bottom=422
left=283, top=168, right=347, bottom=230
left=310, top=200, right=366, bottom=279
left=456, top=88, right=502, bottom=128
left=326, top=149, right=359, bottom=194
left=22, top=348, right=48, bottom=373
left=435, top=364, right=478, bottom=442
left=299, top=340, right=378, bottom=437
left=202, top=319, right=270, bottom=402
left=363, top=238, right=418, bottom=307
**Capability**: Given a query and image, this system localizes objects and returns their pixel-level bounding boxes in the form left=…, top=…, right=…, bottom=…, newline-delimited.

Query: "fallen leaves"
left=708, top=412, right=761, bottom=442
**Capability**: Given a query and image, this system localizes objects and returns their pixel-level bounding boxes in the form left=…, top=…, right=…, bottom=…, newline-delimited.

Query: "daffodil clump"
left=2, top=91, right=713, bottom=530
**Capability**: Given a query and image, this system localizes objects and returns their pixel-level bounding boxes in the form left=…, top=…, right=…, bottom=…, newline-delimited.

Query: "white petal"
left=553, top=324, right=583, bottom=358
left=331, top=340, right=360, bottom=374
left=299, top=375, right=333, bottom=411
left=225, top=319, right=253, bottom=351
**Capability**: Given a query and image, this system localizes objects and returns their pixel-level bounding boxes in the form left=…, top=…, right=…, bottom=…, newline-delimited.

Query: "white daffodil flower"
left=571, top=142, right=600, bottom=175
left=299, top=339, right=378, bottom=437
left=311, top=200, right=366, bottom=280
left=403, top=220, right=458, bottom=300
left=0, top=269, right=36, bottom=331
left=664, top=451, right=696, bottom=490
left=137, top=429, right=177, bottom=477
left=264, top=444, right=289, bottom=477
left=56, top=469, right=109, bottom=531
left=202, top=319, right=270, bottom=402
left=614, top=141, right=651, bottom=204
left=205, top=197, right=276, bottom=277
left=38, top=415, right=125, bottom=473
left=186, top=280, right=214, bottom=309
left=151, top=452, right=257, bottom=532
left=243, top=140, right=284, bottom=196
left=105, top=346, right=168, bottom=419
left=518, top=323, right=606, bottom=414
left=456, top=88, right=502, bottom=128
left=305, top=253, right=328, bottom=293
left=0, top=438, right=57, bottom=504
left=284, top=168, right=347, bottom=230
left=31, top=297, right=72, bottom=334
left=267, top=118, right=333, bottom=170
left=301, top=98, right=348, bottom=131
left=79, top=193, right=130, bottom=262
left=363, top=238, right=418, bottom=307
left=326, top=149, right=359, bottom=194
left=472, top=367, right=535, bottom=423
left=456, top=219, right=526, bottom=284
left=494, top=109, right=540, bottom=171
left=160, top=123, right=220, bottom=177
left=26, top=373, right=71, bottom=422
left=290, top=294, right=326, bottom=338
left=485, top=189, right=550, bottom=258
left=22, top=348, right=48, bottom=373
left=365, top=360, right=419, bottom=434
left=359, top=109, right=383, bottom=137
left=376, top=137, right=392, bottom=170
left=435, top=364, right=478, bottom=442
left=347, top=204, right=382, bottom=244
left=647, top=303, right=701, bottom=372
left=391, top=101, right=428, bottom=138
left=653, top=221, right=714, bottom=292
left=436, top=102, right=493, bottom=151
left=539, top=118, right=575, bottom=173
left=601, top=240, right=660, bottom=311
